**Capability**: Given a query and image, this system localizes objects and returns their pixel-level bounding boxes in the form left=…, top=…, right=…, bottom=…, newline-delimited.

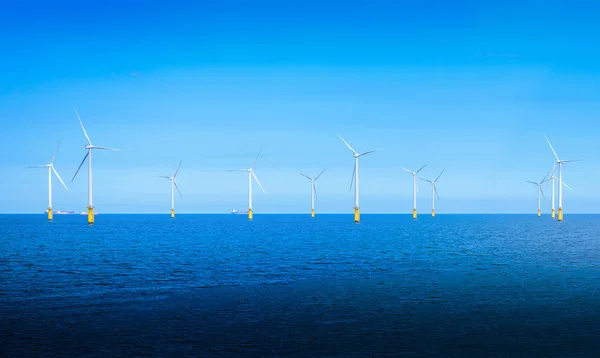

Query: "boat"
left=44, top=210, right=76, bottom=214
left=230, top=209, right=247, bottom=214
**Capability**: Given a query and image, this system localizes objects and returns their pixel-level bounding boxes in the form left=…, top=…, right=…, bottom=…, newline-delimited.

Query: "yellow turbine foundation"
left=558, top=208, right=563, bottom=222
left=47, top=207, right=53, bottom=221
left=551, top=209, right=555, bottom=219
left=311, top=209, right=315, bottom=218
left=248, top=208, right=253, bottom=221
left=87, top=206, right=94, bottom=225
left=431, top=209, right=435, bottom=218
left=537, top=209, right=541, bottom=217
left=171, top=209, right=175, bottom=218
left=412, top=208, right=417, bottom=220
left=354, top=207, right=360, bottom=223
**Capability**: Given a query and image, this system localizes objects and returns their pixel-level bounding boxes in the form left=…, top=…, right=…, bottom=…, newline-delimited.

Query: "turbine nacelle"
left=227, top=148, right=266, bottom=195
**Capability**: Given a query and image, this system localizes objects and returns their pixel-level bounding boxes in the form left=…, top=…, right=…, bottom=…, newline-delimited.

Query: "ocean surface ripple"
left=1, top=214, right=600, bottom=356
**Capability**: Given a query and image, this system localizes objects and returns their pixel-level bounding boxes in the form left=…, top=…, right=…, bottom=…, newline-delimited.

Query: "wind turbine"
left=228, top=148, right=266, bottom=220
left=299, top=168, right=325, bottom=218
left=71, top=107, right=121, bottom=225
left=337, top=134, right=381, bottom=223
left=159, top=161, right=182, bottom=218
left=419, top=169, right=444, bottom=217
left=526, top=172, right=550, bottom=217
left=549, top=163, right=572, bottom=219
left=26, top=139, right=69, bottom=220
left=544, top=135, right=580, bottom=221
left=402, top=162, right=429, bottom=219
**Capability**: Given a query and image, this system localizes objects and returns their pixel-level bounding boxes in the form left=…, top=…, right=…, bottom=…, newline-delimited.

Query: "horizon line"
left=2, top=212, right=600, bottom=215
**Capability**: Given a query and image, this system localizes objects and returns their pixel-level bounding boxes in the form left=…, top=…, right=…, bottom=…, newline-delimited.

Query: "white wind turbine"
left=299, top=168, right=325, bottom=218
left=402, top=162, right=429, bottom=219
left=159, top=160, right=182, bottom=218
left=71, top=107, right=121, bottom=224
left=26, top=138, right=69, bottom=220
left=544, top=135, right=580, bottom=222
left=549, top=163, right=572, bottom=219
left=419, top=169, right=444, bottom=217
left=228, top=148, right=266, bottom=220
left=526, top=171, right=550, bottom=217
left=337, top=134, right=381, bottom=223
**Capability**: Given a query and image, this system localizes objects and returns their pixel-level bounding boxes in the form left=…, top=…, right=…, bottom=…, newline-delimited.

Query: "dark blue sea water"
left=1, top=214, right=600, bottom=357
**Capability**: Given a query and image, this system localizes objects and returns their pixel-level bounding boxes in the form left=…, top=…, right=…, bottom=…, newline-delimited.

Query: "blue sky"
left=0, top=0, right=599, bottom=213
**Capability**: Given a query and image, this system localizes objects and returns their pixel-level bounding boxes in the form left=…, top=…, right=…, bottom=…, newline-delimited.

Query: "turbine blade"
left=51, top=137, right=63, bottom=164
left=25, top=166, right=45, bottom=169
left=434, top=169, right=444, bottom=183
left=526, top=181, right=538, bottom=185
left=71, top=151, right=89, bottom=182
left=337, top=134, right=357, bottom=154
left=434, top=184, right=440, bottom=200
left=314, top=168, right=326, bottom=181
left=416, top=161, right=430, bottom=174
left=299, top=173, right=312, bottom=180
left=74, top=107, right=93, bottom=145
left=562, top=159, right=583, bottom=163
left=357, top=149, right=380, bottom=157
left=174, top=179, right=182, bottom=198
left=540, top=186, right=546, bottom=200
left=93, top=146, right=121, bottom=151
left=227, top=169, right=248, bottom=172
left=562, top=182, right=573, bottom=190
left=313, top=182, right=318, bottom=201
left=52, top=166, right=69, bottom=191
left=174, top=160, right=182, bottom=177
left=401, top=167, right=413, bottom=174
left=349, top=162, right=356, bottom=192
left=251, top=147, right=263, bottom=169
left=541, top=171, right=550, bottom=184
left=544, top=135, right=560, bottom=161
left=419, top=178, right=432, bottom=183
left=251, top=171, right=266, bottom=194
left=159, top=175, right=171, bottom=179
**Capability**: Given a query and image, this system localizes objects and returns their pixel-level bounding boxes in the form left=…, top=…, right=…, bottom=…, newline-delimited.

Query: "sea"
left=1, top=213, right=600, bottom=357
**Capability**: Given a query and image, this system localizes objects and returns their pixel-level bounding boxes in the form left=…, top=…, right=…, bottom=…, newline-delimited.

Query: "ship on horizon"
left=44, top=210, right=76, bottom=215
left=230, top=209, right=248, bottom=214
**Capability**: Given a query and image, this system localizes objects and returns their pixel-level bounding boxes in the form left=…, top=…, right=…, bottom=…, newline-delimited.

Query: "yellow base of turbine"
left=558, top=208, right=563, bottom=222
left=248, top=208, right=253, bottom=221
left=431, top=209, right=435, bottom=218
left=171, top=209, right=175, bottom=218
left=47, top=207, right=53, bottom=221
left=537, top=209, right=541, bottom=217
left=551, top=209, right=555, bottom=219
left=354, top=207, right=360, bottom=223
left=87, top=206, right=94, bottom=225
left=311, top=209, right=315, bottom=218
left=412, top=208, right=417, bottom=220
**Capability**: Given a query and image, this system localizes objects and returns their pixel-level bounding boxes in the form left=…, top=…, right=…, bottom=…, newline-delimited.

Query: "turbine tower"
left=549, top=163, right=572, bottom=219
left=159, top=161, right=182, bottom=218
left=26, top=139, right=69, bottom=220
left=526, top=172, right=549, bottom=217
left=337, top=134, right=381, bottom=223
left=299, top=168, right=325, bottom=217
left=228, top=148, right=266, bottom=220
left=71, top=107, right=121, bottom=225
left=402, top=162, right=429, bottom=219
left=544, top=135, right=580, bottom=222
left=419, top=169, right=444, bottom=217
